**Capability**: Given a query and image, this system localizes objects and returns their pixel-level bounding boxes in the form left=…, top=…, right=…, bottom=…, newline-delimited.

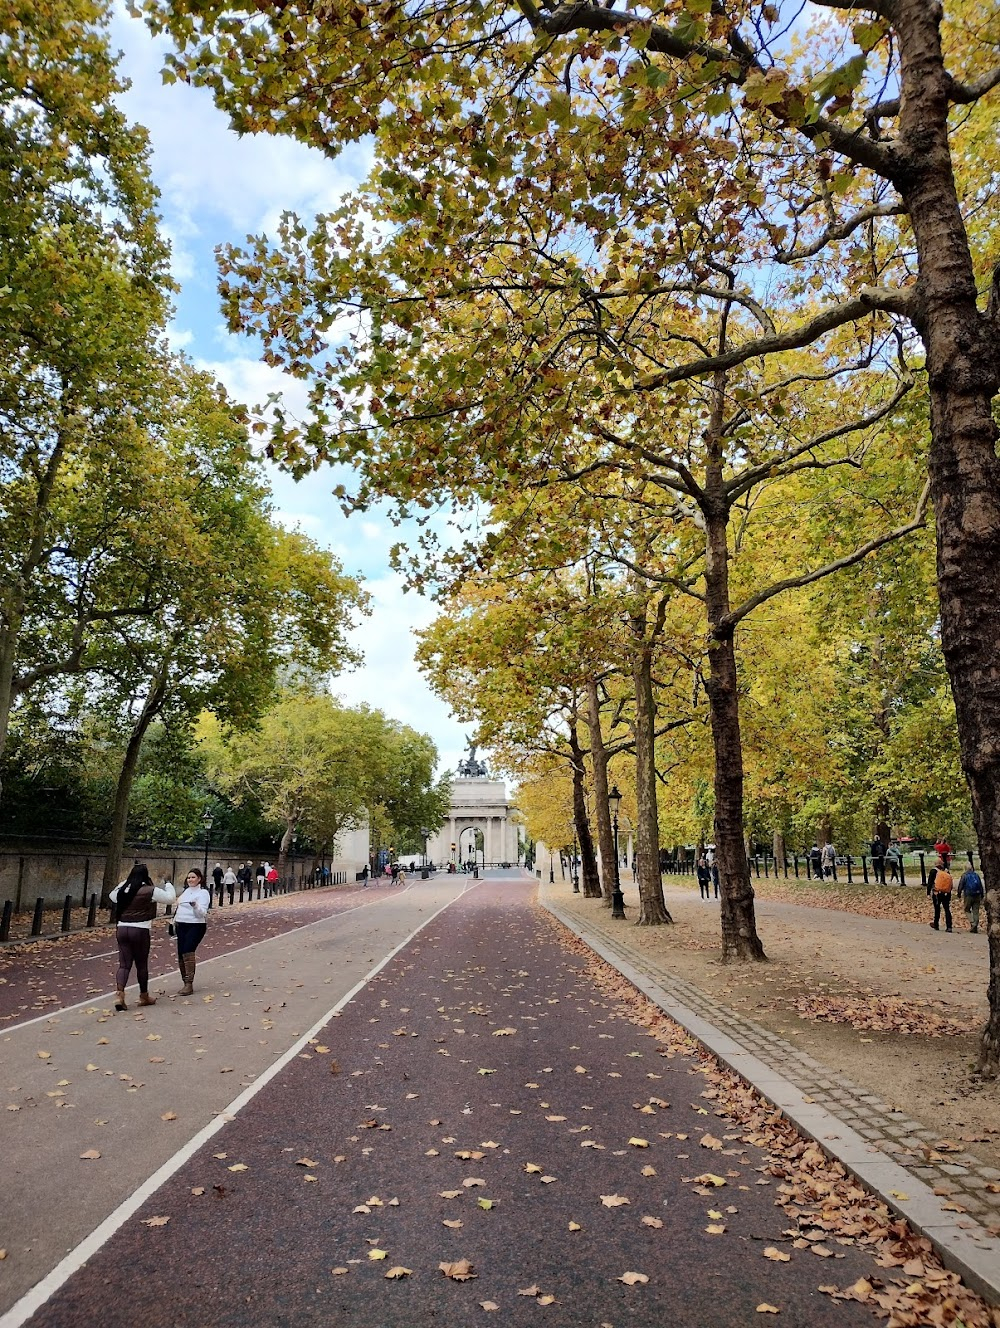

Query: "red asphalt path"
left=4, top=877, right=899, bottom=1328
left=0, top=881, right=407, bottom=1029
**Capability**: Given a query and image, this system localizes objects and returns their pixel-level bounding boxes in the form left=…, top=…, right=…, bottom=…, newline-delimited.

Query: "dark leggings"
left=932, top=892, right=952, bottom=930
left=116, top=926, right=151, bottom=992
left=175, top=922, right=207, bottom=959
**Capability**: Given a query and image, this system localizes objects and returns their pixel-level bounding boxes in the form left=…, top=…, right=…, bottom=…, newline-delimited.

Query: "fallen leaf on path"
left=141, top=1216, right=170, bottom=1227
left=764, top=1248, right=790, bottom=1262
left=296, top=1158, right=318, bottom=1167
left=600, top=1194, right=630, bottom=1207
left=477, top=1199, right=495, bottom=1210
left=191, top=1188, right=205, bottom=1196
left=700, top=1134, right=723, bottom=1150
left=443, top=1220, right=463, bottom=1229
left=618, top=1272, right=649, bottom=1285
left=568, top=1221, right=582, bottom=1231
left=439, top=1259, right=477, bottom=1281
left=79, top=1150, right=101, bottom=1160
left=641, top=1216, right=663, bottom=1229
left=641, top=1165, right=657, bottom=1177
left=756, top=1305, right=780, bottom=1314
left=463, top=1178, right=485, bottom=1187
left=385, top=1267, right=411, bottom=1279
left=331, top=1267, right=349, bottom=1276
left=161, top=1112, right=177, bottom=1122
left=228, top=1163, right=248, bottom=1172
left=368, top=1249, right=388, bottom=1261
left=519, top=1286, right=542, bottom=1297
left=628, top=1138, right=649, bottom=1148
left=480, top=1301, right=499, bottom=1311
left=705, top=1225, right=726, bottom=1235
left=538, top=1295, right=556, bottom=1305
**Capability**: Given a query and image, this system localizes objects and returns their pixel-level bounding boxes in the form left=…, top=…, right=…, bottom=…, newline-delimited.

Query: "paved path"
left=544, top=882, right=1000, bottom=1306
left=0, top=875, right=959, bottom=1328
left=0, top=874, right=464, bottom=1318
left=0, top=880, right=407, bottom=1029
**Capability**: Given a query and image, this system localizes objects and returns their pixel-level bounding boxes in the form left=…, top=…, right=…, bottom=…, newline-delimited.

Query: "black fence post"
left=918, top=852, right=927, bottom=888
left=87, top=893, right=98, bottom=928
left=15, top=856, right=24, bottom=914
left=31, top=897, right=44, bottom=936
left=805, top=855, right=811, bottom=880
left=81, top=858, right=90, bottom=907
left=0, top=900, right=11, bottom=941
left=793, top=854, right=799, bottom=878
left=862, top=855, right=869, bottom=883
left=61, top=894, right=73, bottom=932
left=899, top=855, right=907, bottom=886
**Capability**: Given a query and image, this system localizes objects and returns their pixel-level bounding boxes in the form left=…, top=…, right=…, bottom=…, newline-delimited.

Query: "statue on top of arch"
left=457, top=738, right=488, bottom=779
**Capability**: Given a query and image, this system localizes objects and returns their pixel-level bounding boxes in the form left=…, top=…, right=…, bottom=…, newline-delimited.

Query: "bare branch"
left=947, top=64, right=1000, bottom=105
left=776, top=202, right=907, bottom=263
left=720, top=476, right=931, bottom=631
left=725, top=372, right=913, bottom=502
left=638, top=287, right=915, bottom=391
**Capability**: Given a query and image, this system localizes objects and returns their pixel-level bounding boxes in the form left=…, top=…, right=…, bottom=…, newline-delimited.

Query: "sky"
left=108, top=3, right=471, bottom=779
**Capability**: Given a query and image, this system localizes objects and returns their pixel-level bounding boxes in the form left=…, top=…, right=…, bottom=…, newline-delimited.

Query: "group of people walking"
left=210, top=861, right=281, bottom=898
left=926, top=846, right=985, bottom=934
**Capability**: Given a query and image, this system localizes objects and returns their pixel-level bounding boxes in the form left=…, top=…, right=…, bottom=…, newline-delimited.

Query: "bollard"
left=0, top=900, right=11, bottom=941
left=81, top=858, right=90, bottom=907
left=862, top=855, right=869, bottom=883
left=899, top=856, right=907, bottom=886
left=793, top=854, right=799, bottom=878
left=31, top=897, right=44, bottom=937
left=763, top=854, right=770, bottom=879
left=918, top=852, right=926, bottom=888
left=87, top=893, right=98, bottom=927
left=783, top=855, right=789, bottom=879
left=61, top=894, right=73, bottom=932
left=805, top=856, right=811, bottom=880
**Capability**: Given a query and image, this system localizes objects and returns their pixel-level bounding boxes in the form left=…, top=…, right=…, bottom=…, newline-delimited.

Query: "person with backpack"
left=870, top=837, right=886, bottom=885
left=929, top=856, right=953, bottom=932
left=696, top=855, right=711, bottom=900
left=957, top=864, right=985, bottom=934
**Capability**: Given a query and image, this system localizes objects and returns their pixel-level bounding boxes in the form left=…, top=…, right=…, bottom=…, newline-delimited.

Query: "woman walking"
left=174, top=868, right=211, bottom=994
left=109, top=864, right=176, bottom=1012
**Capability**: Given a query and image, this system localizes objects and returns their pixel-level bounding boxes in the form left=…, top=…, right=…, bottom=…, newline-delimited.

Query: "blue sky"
left=109, top=3, right=470, bottom=777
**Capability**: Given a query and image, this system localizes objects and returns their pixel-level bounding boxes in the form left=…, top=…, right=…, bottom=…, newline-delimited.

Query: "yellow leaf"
left=492, top=1027, right=517, bottom=1036
left=538, top=1295, right=556, bottom=1305
left=568, top=1221, right=582, bottom=1231
left=97, top=1038, right=109, bottom=1045
left=228, top=1164, right=248, bottom=1172
left=525, top=1163, right=542, bottom=1173
left=296, top=1158, right=319, bottom=1167
left=618, top=1272, right=649, bottom=1286
left=641, top=1166, right=657, bottom=1177
left=693, top=1174, right=726, bottom=1187
left=756, top=1306, right=780, bottom=1314
left=764, top=1247, right=790, bottom=1262
left=331, top=1266, right=349, bottom=1276
left=628, top=1138, right=649, bottom=1148
left=79, top=1149, right=101, bottom=1160
left=384, top=1266, right=411, bottom=1279
left=705, top=1225, right=726, bottom=1235
left=574, top=1066, right=587, bottom=1074
left=600, top=1194, right=630, bottom=1207
left=161, top=1112, right=177, bottom=1122
left=368, top=1249, right=388, bottom=1261
left=37, top=1051, right=51, bottom=1059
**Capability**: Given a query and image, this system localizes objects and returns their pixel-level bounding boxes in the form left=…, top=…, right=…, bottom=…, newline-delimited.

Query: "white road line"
left=0, top=882, right=419, bottom=1038
left=0, top=882, right=472, bottom=1328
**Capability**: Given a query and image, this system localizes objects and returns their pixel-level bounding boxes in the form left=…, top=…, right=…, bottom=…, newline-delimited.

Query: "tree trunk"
left=703, top=505, right=766, bottom=962
left=276, top=819, right=296, bottom=888
left=586, top=676, right=617, bottom=904
left=100, top=672, right=171, bottom=905
left=630, top=618, right=671, bottom=925
left=568, top=716, right=602, bottom=897
left=893, top=0, right=1000, bottom=1073
left=772, top=829, right=785, bottom=875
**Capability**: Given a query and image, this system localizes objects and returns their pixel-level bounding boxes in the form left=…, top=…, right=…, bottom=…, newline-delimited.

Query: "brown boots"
left=138, top=991, right=156, bottom=1006
left=115, top=989, right=127, bottom=1012
left=178, top=952, right=195, bottom=996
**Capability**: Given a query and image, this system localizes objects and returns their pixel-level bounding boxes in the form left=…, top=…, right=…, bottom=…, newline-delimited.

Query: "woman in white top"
left=108, top=863, right=176, bottom=1011
left=173, top=868, right=212, bottom=995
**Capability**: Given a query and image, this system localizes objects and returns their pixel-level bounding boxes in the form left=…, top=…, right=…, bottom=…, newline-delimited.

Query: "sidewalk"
left=542, top=878, right=1000, bottom=1307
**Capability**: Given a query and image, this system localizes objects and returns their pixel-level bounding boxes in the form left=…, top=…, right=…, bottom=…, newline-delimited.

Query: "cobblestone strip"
left=542, top=890, right=1000, bottom=1306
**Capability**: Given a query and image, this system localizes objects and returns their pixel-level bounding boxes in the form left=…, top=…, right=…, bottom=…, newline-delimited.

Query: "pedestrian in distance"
left=222, top=864, right=238, bottom=902
left=870, top=837, right=886, bottom=885
left=173, top=868, right=211, bottom=994
left=711, top=859, right=720, bottom=900
left=809, top=843, right=822, bottom=880
left=109, top=864, right=176, bottom=1012
left=821, top=841, right=837, bottom=880
left=265, top=863, right=279, bottom=896
left=957, top=863, right=985, bottom=934
left=255, top=861, right=266, bottom=894
left=696, top=855, right=711, bottom=900
left=211, top=861, right=224, bottom=894
left=929, top=857, right=953, bottom=932
left=885, top=842, right=903, bottom=883
left=933, top=836, right=953, bottom=868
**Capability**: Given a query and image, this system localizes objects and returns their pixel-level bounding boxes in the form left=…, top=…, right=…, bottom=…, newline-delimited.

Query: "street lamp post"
left=572, top=833, right=580, bottom=893
left=290, top=833, right=297, bottom=892
left=201, top=808, right=214, bottom=907
left=608, top=786, right=625, bottom=918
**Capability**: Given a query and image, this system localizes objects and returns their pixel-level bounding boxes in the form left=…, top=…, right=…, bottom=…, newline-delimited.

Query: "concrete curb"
left=543, top=894, right=1000, bottom=1308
